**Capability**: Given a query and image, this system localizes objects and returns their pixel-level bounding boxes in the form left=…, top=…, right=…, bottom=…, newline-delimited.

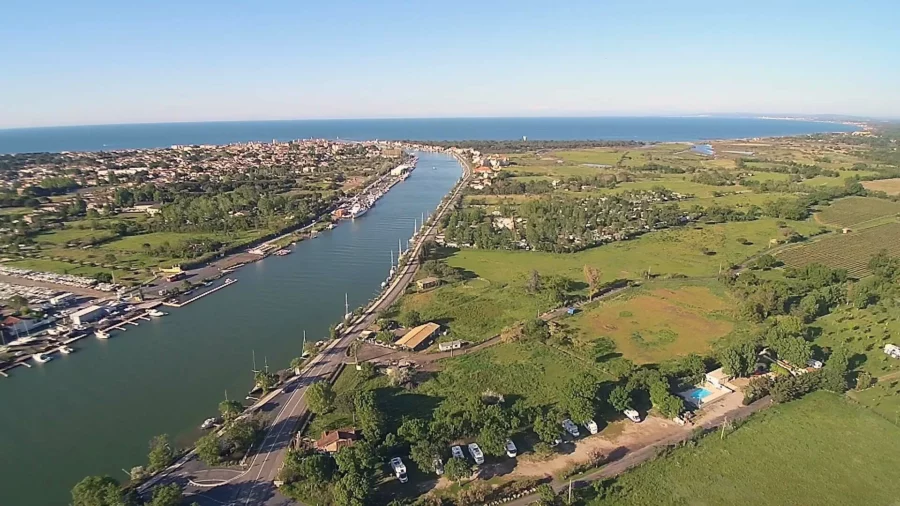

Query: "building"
left=885, top=344, right=900, bottom=359
left=2, top=316, right=44, bottom=336
left=125, top=202, right=162, bottom=216
left=49, top=292, right=76, bottom=306
left=395, top=322, right=440, bottom=350
left=70, top=305, right=106, bottom=326
left=314, top=428, right=360, bottom=453
left=416, top=277, right=440, bottom=291
left=705, top=368, right=733, bottom=391
left=438, top=340, right=463, bottom=352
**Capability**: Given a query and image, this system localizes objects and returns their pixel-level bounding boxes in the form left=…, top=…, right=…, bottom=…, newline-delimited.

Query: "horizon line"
left=0, top=113, right=888, bottom=132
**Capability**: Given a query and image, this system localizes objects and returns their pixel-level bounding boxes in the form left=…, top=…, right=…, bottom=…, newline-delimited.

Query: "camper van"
left=390, top=457, right=408, bottom=483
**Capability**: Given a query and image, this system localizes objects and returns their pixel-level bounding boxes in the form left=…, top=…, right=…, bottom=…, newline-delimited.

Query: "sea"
left=0, top=117, right=857, bottom=154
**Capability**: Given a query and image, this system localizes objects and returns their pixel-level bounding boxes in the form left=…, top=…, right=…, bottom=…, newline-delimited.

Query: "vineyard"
left=815, top=196, right=900, bottom=228
left=776, top=222, right=900, bottom=277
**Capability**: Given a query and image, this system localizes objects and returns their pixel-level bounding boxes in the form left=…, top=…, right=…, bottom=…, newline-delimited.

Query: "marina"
left=0, top=151, right=463, bottom=506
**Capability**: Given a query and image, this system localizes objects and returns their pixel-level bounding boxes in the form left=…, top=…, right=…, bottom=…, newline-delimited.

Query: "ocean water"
left=0, top=117, right=857, bottom=154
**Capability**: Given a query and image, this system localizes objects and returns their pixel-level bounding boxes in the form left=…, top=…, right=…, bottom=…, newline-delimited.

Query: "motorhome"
left=390, top=457, right=408, bottom=483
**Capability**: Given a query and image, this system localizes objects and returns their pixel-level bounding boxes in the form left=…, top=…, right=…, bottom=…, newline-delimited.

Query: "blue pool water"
left=684, top=387, right=714, bottom=404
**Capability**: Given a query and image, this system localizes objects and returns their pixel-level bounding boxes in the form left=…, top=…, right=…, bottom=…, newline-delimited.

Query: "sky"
left=2, top=0, right=899, bottom=128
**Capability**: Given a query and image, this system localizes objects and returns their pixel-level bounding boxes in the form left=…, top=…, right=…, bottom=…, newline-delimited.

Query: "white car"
left=451, top=445, right=465, bottom=460
left=389, top=457, right=408, bottom=483
left=561, top=418, right=580, bottom=437
left=433, top=457, right=444, bottom=475
left=505, top=439, right=518, bottom=458
left=624, top=409, right=641, bottom=423
left=584, top=419, right=599, bottom=434
left=468, top=443, right=485, bottom=465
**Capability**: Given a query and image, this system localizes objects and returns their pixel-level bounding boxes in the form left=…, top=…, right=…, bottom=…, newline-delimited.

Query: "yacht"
left=350, top=203, right=368, bottom=219
left=32, top=352, right=53, bottom=363
left=148, top=309, right=167, bottom=317
left=95, top=329, right=110, bottom=339
left=200, top=417, right=217, bottom=430
left=58, top=346, right=75, bottom=354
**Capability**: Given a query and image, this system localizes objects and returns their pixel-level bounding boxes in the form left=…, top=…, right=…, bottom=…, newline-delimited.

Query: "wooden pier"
left=163, top=279, right=238, bottom=308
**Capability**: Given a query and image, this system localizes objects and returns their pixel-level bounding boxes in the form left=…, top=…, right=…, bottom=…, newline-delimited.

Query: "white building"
left=70, top=305, right=106, bottom=326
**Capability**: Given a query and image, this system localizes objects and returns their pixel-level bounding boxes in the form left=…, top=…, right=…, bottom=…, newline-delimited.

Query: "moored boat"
left=95, top=329, right=110, bottom=339
left=32, top=352, right=53, bottom=363
left=58, top=346, right=75, bottom=354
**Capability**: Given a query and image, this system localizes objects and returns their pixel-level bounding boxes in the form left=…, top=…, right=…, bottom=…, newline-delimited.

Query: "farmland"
left=567, top=281, right=739, bottom=364
left=401, top=218, right=820, bottom=343
left=589, top=393, right=900, bottom=506
left=814, top=196, right=900, bottom=228
left=863, top=177, right=900, bottom=195
left=776, top=222, right=900, bottom=277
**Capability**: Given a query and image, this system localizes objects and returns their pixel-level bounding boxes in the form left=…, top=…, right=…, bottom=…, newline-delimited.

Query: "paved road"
left=145, top=154, right=471, bottom=506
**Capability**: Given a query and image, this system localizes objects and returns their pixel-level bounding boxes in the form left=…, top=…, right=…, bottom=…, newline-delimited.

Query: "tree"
left=591, top=336, right=617, bottom=362
left=196, top=432, right=222, bottom=466
left=254, top=370, right=278, bottom=394
left=147, top=434, right=175, bottom=473
left=717, top=342, right=756, bottom=377
left=753, top=254, right=779, bottom=270
left=218, top=400, right=243, bottom=423
left=333, top=471, right=372, bottom=506
left=536, top=483, right=559, bottom=506
left=563, top=376, right=599, bottom=422
left=147, top=484, right=182, bottom=506
left=533, top=411, right=562, bottom=443
left=397, top=417, right=429, bottom=444
left=444, top=457, right=472, bottom=482
left=608, top=385, right=632, bottom=412
left=306, top=381, right=336, bottom=414
left=354, top=390, right=385, bottom=439
left=334, top=440, right=379, bottom=475
left=526, top=269, right=542, bottom=294
left=7, top=295, right=28, bottom=310
left=70, top=475, right=125, bottom=506
left=522, top=318, right=550, bottom=342
left=478, top=418, right=509, bottom=456
left=410, top=438, right=444, bottom=471
left=95, top=272, right=113, bottom=284
left=856, top=371, right=875, bottom=390
left=400, top=309, right=422, bottom=328
left=583, top=265, right=602, bottom=299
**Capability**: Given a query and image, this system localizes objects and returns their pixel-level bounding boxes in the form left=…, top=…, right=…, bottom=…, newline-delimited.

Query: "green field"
left=815, top=197, right=900, bottom=228
left=567, top=281, right=738, bottom=364
left=404, top=218, right=819, bottom=343
left=418, top=341, right=602, bottom=408
left=591, top=392, right=900, bottom=506
left=776, top=222, right=900, bottom=277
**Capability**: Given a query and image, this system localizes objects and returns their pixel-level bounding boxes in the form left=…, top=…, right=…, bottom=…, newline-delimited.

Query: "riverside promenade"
left=143, top=152, right=472, bottom=506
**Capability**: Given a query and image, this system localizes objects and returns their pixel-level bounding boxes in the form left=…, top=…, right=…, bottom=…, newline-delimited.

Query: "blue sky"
left=2, top=0, right=898, bottom=128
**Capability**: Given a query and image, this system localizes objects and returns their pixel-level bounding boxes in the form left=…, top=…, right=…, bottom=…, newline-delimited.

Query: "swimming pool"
left=683, top=387, right=714, bottom=405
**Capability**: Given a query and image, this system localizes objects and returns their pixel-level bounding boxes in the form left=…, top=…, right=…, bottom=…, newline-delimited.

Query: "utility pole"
left=568, top=479, right=573, bottom=504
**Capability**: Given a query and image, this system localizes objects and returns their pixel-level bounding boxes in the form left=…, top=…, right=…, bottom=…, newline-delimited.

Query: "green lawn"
left=591, top=392, right=900, bottom=506
left=418, top=341, right=603, bottom=408
left=566, top=280, right=739, bottom=364
left=815, top=196, right=900, bottom=228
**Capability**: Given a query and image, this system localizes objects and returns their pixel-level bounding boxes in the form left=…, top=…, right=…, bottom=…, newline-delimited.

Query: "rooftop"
left=395, top=322, right=440, bottom=349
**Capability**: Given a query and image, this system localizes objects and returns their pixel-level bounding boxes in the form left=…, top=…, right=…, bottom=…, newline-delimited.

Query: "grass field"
left=863, top=178, right=900, bottom=195
left=4, top=258, right=140, bottom=283
left=567, top=281, right=737, bottom=364
left=776, top=222, right=900, bottom=277
left=590, top=392, right=900, bottom=506
left=811, top=305, right=900, bottom=377
left=403, top=219, right=819, bottom=343
left=815, top=197, right=900, bottom=228
left=418, top=341, right=602, bottom=408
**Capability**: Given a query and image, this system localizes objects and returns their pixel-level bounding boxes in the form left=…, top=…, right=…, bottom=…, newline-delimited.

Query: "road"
left=145, top=153, right=470, bottom=506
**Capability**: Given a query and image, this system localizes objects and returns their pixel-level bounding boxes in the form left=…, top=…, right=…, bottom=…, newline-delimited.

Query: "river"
left=0, top=151, right=462, bottom=506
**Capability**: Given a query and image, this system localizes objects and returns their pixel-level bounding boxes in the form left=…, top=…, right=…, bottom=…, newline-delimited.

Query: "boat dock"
left=163, top=278, right=238, bottom=308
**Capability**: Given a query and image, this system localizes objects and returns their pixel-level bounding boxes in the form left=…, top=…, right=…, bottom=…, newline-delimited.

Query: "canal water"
left=0, top=152, right=462, bottom=506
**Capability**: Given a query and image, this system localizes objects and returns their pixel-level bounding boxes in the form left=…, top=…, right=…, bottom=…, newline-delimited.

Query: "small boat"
left=58, top=346, right=75, bottom=354
left=32, top=352, right=53, bottom=363
left=224, top=278, right=236, bottom=284
left=95, top=329, right=110, bottom=339
left=200, top=417, right=217, bottom=430
left=381, top=281, right=387, bottom=288
left=274, top=249, right=291, bottom=256
left=327, top=224, right=335, bottom=230
left=148, top=309, right=167, bottom=317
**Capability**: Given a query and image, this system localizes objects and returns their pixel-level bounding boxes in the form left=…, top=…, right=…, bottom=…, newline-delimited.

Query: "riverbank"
left=0, top=150, right=465, bottom=506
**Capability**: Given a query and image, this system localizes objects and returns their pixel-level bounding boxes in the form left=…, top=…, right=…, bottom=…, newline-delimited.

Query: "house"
left=885, top=344, right=900, bottom=359
left=438, top=340, right=463, bottom=352
left=314, top=428, right=360, bottom=453
left=473, top=166, right=495, bottom=178
left=705, top=368, right=733, bottom=391
left=395, top=322, right=441, bottom=350
left=2, top=316, right=41, bottom=335
left=70, top=305, right=106, bottom=326
left=416, top=277, right=440, bottom=291
left=125, top=202, right=162, bottom=216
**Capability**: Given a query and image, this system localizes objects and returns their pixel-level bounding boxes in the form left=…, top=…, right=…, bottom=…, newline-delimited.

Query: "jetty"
left=163, top=278, right=238, bottom=308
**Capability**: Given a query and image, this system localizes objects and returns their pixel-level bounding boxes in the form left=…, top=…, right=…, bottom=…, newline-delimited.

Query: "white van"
left=624, top=409, right=641, bottom=423
left=562, top=418, right=581, bottom=437
left=584, top=419, right=599, bottom=434
left=390, top=457, right=408, bottom=483
left=451, top=445, right=465, bottom=460
left=505, top=439, right=518, bottom=458
left=468, top=443, right=485, bottom=465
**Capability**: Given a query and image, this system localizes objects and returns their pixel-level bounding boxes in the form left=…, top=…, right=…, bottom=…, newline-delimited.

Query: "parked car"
left=562, top=419, right=581, bottom=437
left=505, top=439, right=518, bottom=458
left=584, top=419, right=599, bottom=434
left=468, top=443, right=485, bottom=465
left=451, top=445, right=465, bottom=460
left=624, top=409, right=641, bottom=423
left=389, top=457, right=408, bottom=483
left=807, top=359, right=824, bottom=369
left=433, top=457, right=444, bottom=475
